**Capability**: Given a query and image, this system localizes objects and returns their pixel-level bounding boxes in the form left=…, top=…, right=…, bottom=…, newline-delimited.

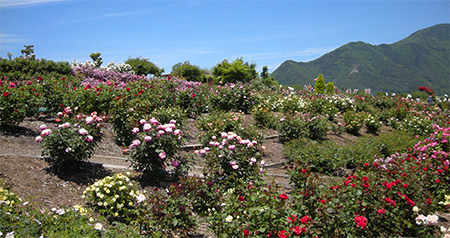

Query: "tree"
left=212, top=58, right=257, bottom=83
left=21, top=45, right=35, bottom=60
left=260, top=65, right=270, bottom=80
left=7, top=52, right=13, bottom=60
left=89, top=52, right=103, bottom=68
left=314, top=74, right=325, bottom=94
left=171, top=61, right=205, bottom=81
left=125, top=56, right=164, bottom=76
left=260, top=65, right=279, bottom=88
left=326, top=82, right=335, bottom=94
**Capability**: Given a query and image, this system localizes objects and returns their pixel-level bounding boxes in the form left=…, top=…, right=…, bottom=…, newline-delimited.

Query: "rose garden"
left=0, top=57, right=449, bottom=237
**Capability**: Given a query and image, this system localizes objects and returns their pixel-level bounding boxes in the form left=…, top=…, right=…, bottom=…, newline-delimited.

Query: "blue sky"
left=0, top=0, right=448, bottom=73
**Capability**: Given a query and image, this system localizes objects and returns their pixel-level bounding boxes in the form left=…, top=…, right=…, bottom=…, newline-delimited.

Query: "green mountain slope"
left=272, top=23, right=450, bottom=95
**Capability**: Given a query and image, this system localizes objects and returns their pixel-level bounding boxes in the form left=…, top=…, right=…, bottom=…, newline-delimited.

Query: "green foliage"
left=208, top=83, right=259, bottom=113
left=314, top=74, right=325, bottom=94
left=0, top=57, right=72, bottom=77
left=278, top=113, right=329, bottom=141
left=142, top=184, right=197, bottom=236
left=171, top=61, right=205, bottom=81
left=343, top=110, right=365, bottom=135
left=125, top=56, right=164, bottom=76
left=212, top=58, right=257, bottom=83
left=196, top=110, right=245, bottom=144
left=89, top=52, right=103, bottom=68
left=326, top=81, right=334, bottom=94
left=285, top=130, right=422, bottom=175
left=260, top=65, right=279, bottom=88
left=272, top=24, right=450, bottom=95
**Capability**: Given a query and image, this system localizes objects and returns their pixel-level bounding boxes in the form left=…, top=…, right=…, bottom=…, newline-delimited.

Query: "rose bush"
left=36, top=107, right=105, bottom=171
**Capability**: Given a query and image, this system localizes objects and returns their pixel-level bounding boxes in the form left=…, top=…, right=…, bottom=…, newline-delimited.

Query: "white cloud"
left=57, top=8, right=154, bottom=24
left=0, top=0, right=64, bottom=7
left=0, top=33, right=25, bottom=43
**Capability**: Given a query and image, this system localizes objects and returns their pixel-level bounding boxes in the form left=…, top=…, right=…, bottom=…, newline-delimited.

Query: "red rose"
left=3, top=91, right=10, bottom=97
left=243, top=229, right=250, bottom=236
left=300, top=215, right=311, bottom=224
left=435, top=179, right=440, bottom=183
left=278, top=193, right=289, bottom=201
left=239, top=196, right=245, bottom=201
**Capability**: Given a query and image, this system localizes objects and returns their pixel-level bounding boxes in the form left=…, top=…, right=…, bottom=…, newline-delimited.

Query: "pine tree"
left=314, top=74, right=325, bottom=94
left=326, top=82, right=334, bottom=94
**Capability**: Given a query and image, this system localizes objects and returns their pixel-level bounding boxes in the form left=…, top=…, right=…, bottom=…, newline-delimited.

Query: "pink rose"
left=159, top=152, right=166, bottom=160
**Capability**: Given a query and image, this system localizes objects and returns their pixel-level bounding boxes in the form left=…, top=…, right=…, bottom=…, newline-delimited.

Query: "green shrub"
left=343, top=110, right=365, bottom=135
left=196, top=110, right=245, bottom=145
left=314, top=74, right=325, bottom=94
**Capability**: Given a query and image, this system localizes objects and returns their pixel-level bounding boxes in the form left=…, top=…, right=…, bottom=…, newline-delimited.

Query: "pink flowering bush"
left=197, top=131, right=264, bottom=187
left=36, top=107, right=105, bottom=171
left=125, top=118, right=186, bottom=179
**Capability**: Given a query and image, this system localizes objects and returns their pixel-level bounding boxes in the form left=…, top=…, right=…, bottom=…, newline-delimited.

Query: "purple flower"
left=171, top=160, right=179, bottom=167
left=228, top=145, right=236, bottom=151
left=39, top=124, right=47, bottom=131
left=144, top=136, right=152, bottom=142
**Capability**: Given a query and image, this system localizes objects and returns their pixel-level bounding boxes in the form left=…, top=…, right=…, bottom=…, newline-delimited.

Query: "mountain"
left=271, top=24, right=450, bottom=95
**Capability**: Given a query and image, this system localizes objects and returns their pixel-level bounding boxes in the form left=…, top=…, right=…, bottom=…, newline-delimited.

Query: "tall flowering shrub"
left=125, top=118, right=185, bottom=178
left=197, top=131, right=264, bottom=187
left=36, top=107, right=105, bottom=170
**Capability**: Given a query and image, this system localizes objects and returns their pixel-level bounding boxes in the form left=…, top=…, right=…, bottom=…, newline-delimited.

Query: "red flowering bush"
left=418, top=86, right=435, bottom=95
left=0, top=77, right=41, bottom=127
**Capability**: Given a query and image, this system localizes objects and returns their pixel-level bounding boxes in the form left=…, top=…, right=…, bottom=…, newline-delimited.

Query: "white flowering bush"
left=280, top=94, right=308, bottom=113
left=198, top=131, right=264, bottom=187
left=36, top=107, right=105, bottom=171
left=365, top=113, right=382, bottom=134
left=126, top=118, right=185, bottom=178
left=398, top=114, right=433, bottom=136
left=83, top=172, right=145, bottom=217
